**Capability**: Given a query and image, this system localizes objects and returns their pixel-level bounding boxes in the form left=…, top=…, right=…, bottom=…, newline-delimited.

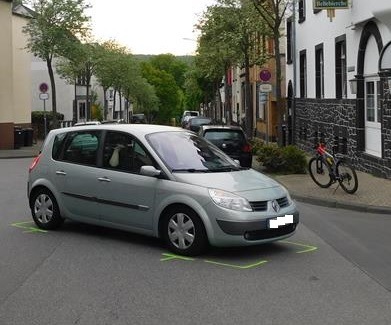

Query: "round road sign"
left=39, top=83, right=49, bottom=93
left=259, top=69, right=271, bottom=82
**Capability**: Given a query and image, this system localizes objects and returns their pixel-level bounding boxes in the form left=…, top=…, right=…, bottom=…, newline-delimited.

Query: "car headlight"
left=208, top=189, right=253, bottom=212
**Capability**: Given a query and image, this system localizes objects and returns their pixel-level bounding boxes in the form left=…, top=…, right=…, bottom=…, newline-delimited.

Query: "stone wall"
left=294, top=98, right=391, bottom=178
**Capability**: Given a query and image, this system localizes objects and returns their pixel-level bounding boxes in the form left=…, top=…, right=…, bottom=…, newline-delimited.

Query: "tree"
left=141, top=62, right=182, bottom=124
left=94, top=41, right=128, bottom=119
left=23, top=0, right=91, bottom=127
left=252, top=0, right=289, bottom=145
left=57, top=41, right=100, bottom=121
left=196, top=0, right=271, bottom=136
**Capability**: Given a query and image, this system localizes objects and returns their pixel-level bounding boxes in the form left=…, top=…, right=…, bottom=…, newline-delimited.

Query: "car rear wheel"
left=162, top=206, right=208, bottom=256
left=30, top=188, right=64, bottom=230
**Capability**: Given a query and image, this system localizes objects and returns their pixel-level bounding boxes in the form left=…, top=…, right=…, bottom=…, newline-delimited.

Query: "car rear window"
left=204, top=130, right=245, bottom=142
left=191, top=118, right=212, bottom=126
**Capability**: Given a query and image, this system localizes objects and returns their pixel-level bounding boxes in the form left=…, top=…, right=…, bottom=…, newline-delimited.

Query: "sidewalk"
left=252, top=160, right=391, bottom=215
left=1, top=142, right=391, bottom=214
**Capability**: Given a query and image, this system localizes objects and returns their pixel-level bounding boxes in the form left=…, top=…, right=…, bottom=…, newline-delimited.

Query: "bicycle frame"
left=316, top=143, right=338, bottom=180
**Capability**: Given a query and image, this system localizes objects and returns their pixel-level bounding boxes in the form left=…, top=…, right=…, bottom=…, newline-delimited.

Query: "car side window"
left=60, top=131, right=101, bottom=166
left=103, top=131, right=154, bottom=173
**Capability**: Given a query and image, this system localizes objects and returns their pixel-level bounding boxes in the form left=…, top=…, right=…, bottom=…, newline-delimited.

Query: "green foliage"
left=31, top=111, right=64, bottom=123
left=23, top=0, right=91, bottom=125
left=31, top=111, right=64, bottom=139
left=141, top=62, right=182, bottom=124
left=256, top=143, right=307, bottom=174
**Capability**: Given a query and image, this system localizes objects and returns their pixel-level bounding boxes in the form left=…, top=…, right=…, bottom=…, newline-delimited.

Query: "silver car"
left=28, top=124, right=299, bottom=256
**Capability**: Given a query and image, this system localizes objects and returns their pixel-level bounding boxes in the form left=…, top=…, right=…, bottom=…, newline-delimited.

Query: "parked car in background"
left=181, top=115, right=194, bottom=128
left=199, top=125, right=253, bottom=168
left=181, top=110, right=199, bottom=121
left=27, top=124, right=298, bottom=256
left=131, top=114, right=147, bottom=124
left=185, top=116, right=212, bottom=132
left=73, top=121, right=101, bottom=126
left=101, top=119, right=126, bottom=124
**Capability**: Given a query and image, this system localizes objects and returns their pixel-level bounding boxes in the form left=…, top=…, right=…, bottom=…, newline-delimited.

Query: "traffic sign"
left=260, top=83, right=272, bottom=92
left=39, top=93, right=49, bottom=100
left=259, top=69, right=271, bottom=82
left=39, top=82, right=48, bottom=93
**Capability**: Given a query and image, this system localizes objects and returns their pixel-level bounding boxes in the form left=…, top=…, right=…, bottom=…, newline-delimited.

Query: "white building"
left=286, top=0, right=391, bottom=177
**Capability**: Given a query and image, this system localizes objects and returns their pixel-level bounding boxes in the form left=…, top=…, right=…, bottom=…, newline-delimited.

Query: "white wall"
left=286, top=0, right=391, bottom=99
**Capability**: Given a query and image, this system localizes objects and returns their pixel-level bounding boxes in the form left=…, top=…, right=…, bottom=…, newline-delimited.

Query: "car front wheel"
left=30, top=188, right=64, bottom=230
left=162, top=206, right=208, bottom=256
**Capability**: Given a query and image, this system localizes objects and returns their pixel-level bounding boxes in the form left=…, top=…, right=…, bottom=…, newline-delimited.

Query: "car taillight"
left=29, top=154, right=41, bottom=173
left=242, top=143, right=252, bottom=153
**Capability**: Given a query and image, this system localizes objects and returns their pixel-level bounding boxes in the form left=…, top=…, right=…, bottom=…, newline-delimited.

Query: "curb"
left=291, top=193, right=391, bottom=215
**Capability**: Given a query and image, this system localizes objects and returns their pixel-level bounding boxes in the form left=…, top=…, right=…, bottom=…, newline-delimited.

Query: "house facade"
left=286, top=0, right=391, bottom=177
left=0, top=0, right=31, bottom=149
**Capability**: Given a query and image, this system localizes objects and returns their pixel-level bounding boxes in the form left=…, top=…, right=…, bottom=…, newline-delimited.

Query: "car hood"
left=173, top=169, right=286, bottom=199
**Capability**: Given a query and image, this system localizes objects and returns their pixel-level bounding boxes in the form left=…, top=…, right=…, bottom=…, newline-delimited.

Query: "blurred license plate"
left=268, top=214, right=293, bottom=229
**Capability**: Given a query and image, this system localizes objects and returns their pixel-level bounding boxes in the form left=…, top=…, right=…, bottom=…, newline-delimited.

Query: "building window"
left=298, top=0, right=306, bottom=23
left=365, top=79, right=381, bottom=123
left=299, top=50, right=307, bottom=98
left=315, top=44, right=324, bottom=98
left=76, top=72, right=87, bottom=86
left=287, top=17, right=293, bottom=64
left=78, top=102, right=86, bottom=120
left=335, top=35, right=347, bottom=99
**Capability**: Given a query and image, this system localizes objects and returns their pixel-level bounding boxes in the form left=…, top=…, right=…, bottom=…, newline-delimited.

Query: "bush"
left=31, top=111, right=64, bottom=139
left=250, top=137, right=265, bottom=154
left=256, top=143, right=307, bottom=174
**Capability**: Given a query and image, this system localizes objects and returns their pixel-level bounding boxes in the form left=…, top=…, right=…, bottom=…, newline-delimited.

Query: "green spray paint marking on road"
left=281, top=240, right=317, bottom=254
left=204, top=259, right=268, bottom=269
left=160, top=253, right=195, bottom=262
left=11, top=221, right=47, bottom=233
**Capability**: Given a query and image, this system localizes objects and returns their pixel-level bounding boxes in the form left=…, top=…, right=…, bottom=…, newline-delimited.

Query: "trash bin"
left=14, top=127, right=24, bottom=149
left=23, top=128, right=34, bottom=147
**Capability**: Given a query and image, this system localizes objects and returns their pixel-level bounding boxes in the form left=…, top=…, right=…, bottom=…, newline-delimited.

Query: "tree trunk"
left=103, top=87, right=108, bottom=120
left=244, top=55, right=253, bottom=139
left=47, top=58, right=58, bottom=129
left=274, top=30, right=284, bottom=146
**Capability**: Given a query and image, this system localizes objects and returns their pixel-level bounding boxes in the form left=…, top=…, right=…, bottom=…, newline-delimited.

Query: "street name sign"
left=313, top=0, right=349, bottom=9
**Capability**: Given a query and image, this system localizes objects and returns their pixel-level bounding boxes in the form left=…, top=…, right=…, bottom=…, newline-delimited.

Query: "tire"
left=161, top=206, right=208, bottom=256
left=30, top=188, right=64, bottom=230
left=336, top=161, right=358, bottom=194
left=308, top=157, right=332, bottom=188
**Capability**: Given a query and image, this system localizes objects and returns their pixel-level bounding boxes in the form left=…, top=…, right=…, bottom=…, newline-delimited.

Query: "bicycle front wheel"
left=336, top=160, right=358, bottom=194
left=308, top=157, right=332, bottom=188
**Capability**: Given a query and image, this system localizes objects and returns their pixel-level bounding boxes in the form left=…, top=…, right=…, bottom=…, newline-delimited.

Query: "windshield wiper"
left=171, top=168, right=211, bottom=173
left=209, top=166, right=241, bottom=172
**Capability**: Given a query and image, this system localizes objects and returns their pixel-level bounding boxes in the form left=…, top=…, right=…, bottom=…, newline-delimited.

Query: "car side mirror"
left=140, top=165, right=162, bottom=177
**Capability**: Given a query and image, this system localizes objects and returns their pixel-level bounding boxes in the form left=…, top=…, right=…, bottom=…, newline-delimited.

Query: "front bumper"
left=217, top=212, right=299, bottom=241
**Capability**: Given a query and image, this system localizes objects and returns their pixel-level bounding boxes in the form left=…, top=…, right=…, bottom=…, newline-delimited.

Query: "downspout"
left=292, top=0, right=297, bottom=145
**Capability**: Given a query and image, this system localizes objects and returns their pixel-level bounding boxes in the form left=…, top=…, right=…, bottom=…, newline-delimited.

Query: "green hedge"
left=255, top=142, right=307, bottom=174
left=31, top=111, right=65, bottom=139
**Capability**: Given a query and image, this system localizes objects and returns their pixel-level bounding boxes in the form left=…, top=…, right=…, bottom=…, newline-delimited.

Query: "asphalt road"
left=0, top=158, right=390, bottom=325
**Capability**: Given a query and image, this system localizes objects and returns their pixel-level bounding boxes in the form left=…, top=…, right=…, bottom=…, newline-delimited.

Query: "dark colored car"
left=199, top=125, right=253, bottom=168
left=186, top=116, right=212, bottom=132
left=131, top=114, right=147, bottom=124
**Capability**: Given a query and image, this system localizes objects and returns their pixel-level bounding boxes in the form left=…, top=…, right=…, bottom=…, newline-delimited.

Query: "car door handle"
left=98, top=177, right=111, bottom=182
left=56, top=170, right=67, bottom=176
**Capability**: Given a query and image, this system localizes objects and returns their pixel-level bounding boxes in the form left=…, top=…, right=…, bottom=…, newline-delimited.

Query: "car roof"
left=50, top=124, right=184, bottom=138
left=199, top=124, right=244, bottom=131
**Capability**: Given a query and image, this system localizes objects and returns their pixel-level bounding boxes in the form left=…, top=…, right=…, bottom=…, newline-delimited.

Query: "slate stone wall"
left=294, top=98, right=391, bottom=178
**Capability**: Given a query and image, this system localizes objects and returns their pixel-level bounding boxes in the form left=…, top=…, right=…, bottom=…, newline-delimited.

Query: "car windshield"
left=147, top=131, right=239, bottom=172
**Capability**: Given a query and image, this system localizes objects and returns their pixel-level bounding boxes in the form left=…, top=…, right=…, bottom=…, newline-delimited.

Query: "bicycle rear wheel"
left=336, top=160, right=358, bottom=194
left=308, top=157, right=332, bottom=188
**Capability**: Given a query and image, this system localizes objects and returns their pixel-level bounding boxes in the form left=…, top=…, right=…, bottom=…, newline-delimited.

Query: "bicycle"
left=308, top=142, right=358, bottom=194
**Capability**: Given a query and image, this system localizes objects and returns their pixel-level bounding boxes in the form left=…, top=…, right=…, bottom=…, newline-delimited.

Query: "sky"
left=87, top=0, right=216, bottom=56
